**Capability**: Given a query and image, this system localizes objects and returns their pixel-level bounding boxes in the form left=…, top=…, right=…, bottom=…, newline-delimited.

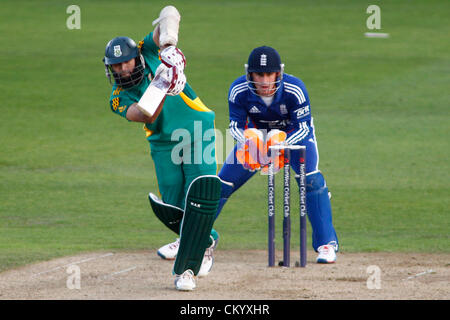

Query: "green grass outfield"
left=0, top=0, right=449, bottom=272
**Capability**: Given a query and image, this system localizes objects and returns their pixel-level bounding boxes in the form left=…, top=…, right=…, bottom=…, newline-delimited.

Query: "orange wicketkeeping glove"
left=236, top=128, right=265, bottom=171
left=261, top=129, right=287, bottom=175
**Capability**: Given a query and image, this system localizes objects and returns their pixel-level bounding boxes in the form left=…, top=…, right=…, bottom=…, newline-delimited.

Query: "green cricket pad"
left=173, top=176, right=222, bottom=275
left=148, top=193, right=184, bottom=234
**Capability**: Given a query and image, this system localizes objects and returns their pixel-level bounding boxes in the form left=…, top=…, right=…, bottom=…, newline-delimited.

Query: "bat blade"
left=137, top=80, right=170, bottom=117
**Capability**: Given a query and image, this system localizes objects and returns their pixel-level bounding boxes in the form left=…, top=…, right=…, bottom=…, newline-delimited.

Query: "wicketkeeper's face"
left=111, top=58, right=136, bottom=78
left=251, top=72, right=280, bottom=97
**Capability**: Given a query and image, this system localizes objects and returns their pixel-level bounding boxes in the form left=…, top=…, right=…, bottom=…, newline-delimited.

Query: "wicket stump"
left=268, top=145, right=307, bottom=268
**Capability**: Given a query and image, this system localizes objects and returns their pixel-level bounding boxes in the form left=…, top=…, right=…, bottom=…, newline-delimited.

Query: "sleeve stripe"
left=286, top=122, right=309, bottom=145
left=229, top=82, right=247, bottom=100
left=229, top=87, right=248, bottom=103
left=285, top=82, right=306, bottom=102
left=284, top=88, right=305, bottom=105
left=284, top=83, right=306, bottom=104
left=230, top=124, right=245, bottom=144
left=229, top=120, right=245, bottom=143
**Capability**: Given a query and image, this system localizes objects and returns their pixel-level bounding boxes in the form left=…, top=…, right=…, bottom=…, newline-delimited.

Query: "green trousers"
left=150, top=142, right=218, bottom=210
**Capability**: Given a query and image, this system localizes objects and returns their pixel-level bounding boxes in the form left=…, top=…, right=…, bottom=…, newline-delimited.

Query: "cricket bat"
left=137, top=73, right=171, bottom=118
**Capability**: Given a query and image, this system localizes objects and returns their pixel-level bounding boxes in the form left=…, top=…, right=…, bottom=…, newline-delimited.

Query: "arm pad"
left=152, top=6, right=181, bottom=47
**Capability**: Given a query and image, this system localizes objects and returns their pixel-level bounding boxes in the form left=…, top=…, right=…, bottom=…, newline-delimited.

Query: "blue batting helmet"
left=245, top=46, right=284, bottom=96
left=246, top=46, right=282, bottom=73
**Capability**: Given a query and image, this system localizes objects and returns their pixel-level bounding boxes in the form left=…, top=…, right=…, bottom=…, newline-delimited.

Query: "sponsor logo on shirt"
left=260, top=119, right=290, bottom=129
left=249, top=106, right=261, bottom=113
left=294, top=105, right=310, bottom=119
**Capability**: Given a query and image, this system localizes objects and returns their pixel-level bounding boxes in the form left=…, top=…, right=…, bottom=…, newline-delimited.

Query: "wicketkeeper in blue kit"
left=159, top=45, right=339, bottom=264
left=218, top=46, right=339, bottom=263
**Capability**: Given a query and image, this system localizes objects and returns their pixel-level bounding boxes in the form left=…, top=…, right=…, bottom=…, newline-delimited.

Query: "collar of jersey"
left=247, top=80, right=284, bottom=106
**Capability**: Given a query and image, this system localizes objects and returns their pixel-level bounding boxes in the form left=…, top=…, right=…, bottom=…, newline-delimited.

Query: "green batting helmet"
left=103, top=36, right=146, bottom=89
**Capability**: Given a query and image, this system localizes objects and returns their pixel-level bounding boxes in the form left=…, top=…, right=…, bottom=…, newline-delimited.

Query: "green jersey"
left=109, top=32, right=216, bottom=151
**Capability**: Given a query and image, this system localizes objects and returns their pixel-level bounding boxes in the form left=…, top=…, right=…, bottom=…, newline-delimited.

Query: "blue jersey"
left=228, top=74, right=312, bottom=145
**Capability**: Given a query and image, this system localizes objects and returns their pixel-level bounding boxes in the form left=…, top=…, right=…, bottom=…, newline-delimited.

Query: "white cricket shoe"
left=175, top=269, right=196, bottom=291
left=197, top=239, right=216, bottom=278
left=316, top=244, right=337, bottom=264
left=157, top=238, right=179, bottom=260
left=157, top=232, right=220, bottom=260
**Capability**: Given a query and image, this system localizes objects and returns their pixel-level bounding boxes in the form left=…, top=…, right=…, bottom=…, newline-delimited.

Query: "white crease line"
left=403, top=269, right=434, bottom=281
left=31, top=253, right=114, bottom=278
left=104, top=266, right=137, bottom=279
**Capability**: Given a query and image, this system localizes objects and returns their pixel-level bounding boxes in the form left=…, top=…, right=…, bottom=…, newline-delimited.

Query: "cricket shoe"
left=175, top=269, right=196, bottom=291
left=157, top=230, right=220, bottom=260
left=197, top=237, right=217, bottom=278
left=157, top=238, right=179, bottom=260
left=316, top=244, right=337, bottom=264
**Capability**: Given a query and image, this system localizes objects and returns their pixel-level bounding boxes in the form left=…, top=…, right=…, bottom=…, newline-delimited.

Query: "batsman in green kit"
left=103, top=6, right=221, bottom=291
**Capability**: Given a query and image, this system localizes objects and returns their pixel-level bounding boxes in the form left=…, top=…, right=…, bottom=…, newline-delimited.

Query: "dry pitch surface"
left=0, top=250, right=448, bottom=300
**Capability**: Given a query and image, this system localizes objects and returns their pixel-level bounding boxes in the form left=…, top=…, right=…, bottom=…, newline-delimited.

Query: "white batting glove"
left=153, top=63, right=174, bottom=88
left=160, top=45, right=186, bottom=71
left=153, top=63, right=186, bottom=96
left=167, top=69, right=186, bottom=96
